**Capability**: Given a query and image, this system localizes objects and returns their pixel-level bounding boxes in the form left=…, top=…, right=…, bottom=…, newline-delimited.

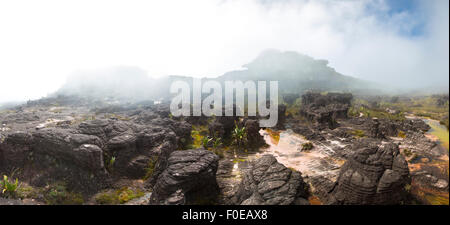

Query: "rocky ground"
left=0, top=93, right=448, bottom=205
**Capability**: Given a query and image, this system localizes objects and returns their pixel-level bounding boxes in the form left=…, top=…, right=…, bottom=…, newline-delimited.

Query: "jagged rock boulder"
left=244, top=119, right=266, bottom=148
left=149, top=149, right=220, bottom=205
left=78, top=119, right=178, bottom=179
left=327, top=139, right=410, bottom=204
left=232, top=155, right=309, bottom=205
left=0, top=117, right=179, bottom=193
left=209, top=121, right=225, bottom=139
left=0, top=128, right=109, bottom=194
left=366, top=118, right=430, bottom=139
left=300, top=92, right=352, bottom=129
left=276, top=104, right=287, bottom=129
left=400, top=119, right=430, bottom=133
left=367, top=118, right=385, bottom=139
left=292, top=126, right=325, bottom=141
left=146, top=118, right=192, bottom=149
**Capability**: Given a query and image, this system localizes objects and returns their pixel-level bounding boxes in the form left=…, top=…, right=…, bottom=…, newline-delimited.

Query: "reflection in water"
left=424, top=118, right=449, bottom=150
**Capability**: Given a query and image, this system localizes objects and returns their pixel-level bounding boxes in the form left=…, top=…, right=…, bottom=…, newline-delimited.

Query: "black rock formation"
left=300, top=92, right=352, bottom=129
left=149, top=149, right=220, bottom=205
left=327, top=138, right=410, bottom=204
left=232, top=155, right=310, bottom=205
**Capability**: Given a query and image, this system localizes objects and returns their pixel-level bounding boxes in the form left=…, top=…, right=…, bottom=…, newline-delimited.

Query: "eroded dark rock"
left=232, top=154, right=309, bottom=205
left=244, top=119, right=266, bottom=148
left=149, top=149, right=220, bottom=205
left=300, top=92, right=353, bottom=129
left=327, top=139, right=410, bottom=205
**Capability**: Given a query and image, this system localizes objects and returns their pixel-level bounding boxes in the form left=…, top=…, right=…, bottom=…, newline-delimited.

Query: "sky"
left=0, top=0, right=448, bottom=103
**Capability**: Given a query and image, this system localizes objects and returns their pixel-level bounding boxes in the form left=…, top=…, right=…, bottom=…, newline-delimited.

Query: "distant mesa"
left=51, top=50, right=377, bottom=104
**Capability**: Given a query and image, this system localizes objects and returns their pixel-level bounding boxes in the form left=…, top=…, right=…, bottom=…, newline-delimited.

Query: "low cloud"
left=0, top=0, right=448, bottom=102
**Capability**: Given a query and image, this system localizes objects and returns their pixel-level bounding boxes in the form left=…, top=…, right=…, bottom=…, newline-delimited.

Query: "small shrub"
left=202, top=136, right=213, bottom=149
left=398, top=130, right=406, bottom=138
left=107, top=156, right=116, bottom=172
left=16, top=185, right=39, bottom=199
left=1, top=175, right=18, bottom=198
left=232, top=123, right=247, bottom=147
left=95, top=187, right=144, bottom=205
left=143, top=156, right=158, bottom=180
left=212, top=137, right=222, bottom=149
left=403, top=148, right=413, bottom=157
left=44, top=183, right=84, bottom=205
left=301, top=142, right=314, bottom=151
left=349, top=129, right=366, bottom=138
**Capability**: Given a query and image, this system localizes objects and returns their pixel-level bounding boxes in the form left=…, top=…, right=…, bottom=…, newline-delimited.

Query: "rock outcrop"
left=276, top=104, right=287, bottom=129
left=366, top=118, right=431, bottom=139
left=300, top=92, right=352, bottom=129
left=149, top=149, right=220, bottom=205
left=327, top=139, right=410, bottom=204
left=232, top=155, right=309, bottom=205
left=0, top=115, right=180, bottom=194
left=243, top=119, right=266, bottom=148
left=0, top=128, right=109, bottom=193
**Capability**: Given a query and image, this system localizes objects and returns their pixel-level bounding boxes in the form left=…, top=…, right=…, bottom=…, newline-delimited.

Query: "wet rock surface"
left=149, top=149, right=219, bottom=205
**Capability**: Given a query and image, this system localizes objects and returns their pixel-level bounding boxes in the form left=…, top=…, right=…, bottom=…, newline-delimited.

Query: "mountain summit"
left=218, top=50, right=375, bottom=94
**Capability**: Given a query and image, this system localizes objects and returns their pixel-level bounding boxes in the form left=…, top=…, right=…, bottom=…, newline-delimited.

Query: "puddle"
left=257, top=129, right=344, bottom=179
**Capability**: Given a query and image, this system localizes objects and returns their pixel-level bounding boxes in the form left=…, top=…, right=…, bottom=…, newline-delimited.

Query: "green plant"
left=403, top=148, right=413, bottom=157
left=301, top=142, right=314, bottom=151
left=16, top=185, right=39, bottom=199
left=107, top=156, right=116, bottom=172
left=231, top=123, right=247, bottom=147
left=1, top=175, right=18, bottom=197
left=202, top=136, right=213, bottom=149
left=212, top=138, right=222, bottom=149
left=44, top=182, right=84, bottom=205
left=398, top=130, right=406, bottom=138
left=95, top=187, right=144, bottom=205
left=143, top=156, right=158, bottom=180
left=348, top=129, right=366, bottom=138
left=189, top=125, right=209, bottom=149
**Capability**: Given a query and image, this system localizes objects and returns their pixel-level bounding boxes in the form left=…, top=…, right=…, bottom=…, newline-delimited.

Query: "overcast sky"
left=0, top=0, right=448, bottom=103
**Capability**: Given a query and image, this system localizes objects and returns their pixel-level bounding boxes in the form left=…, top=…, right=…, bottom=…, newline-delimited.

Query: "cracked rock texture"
left=149, top=149, right=220, bottom=205
left=232, top=154, right=310, bottom=205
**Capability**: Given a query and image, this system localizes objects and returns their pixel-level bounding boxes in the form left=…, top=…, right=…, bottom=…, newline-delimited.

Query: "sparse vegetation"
left=107, top=156, right=116, bottom=172
left=212, top=137, right=222, bottom=149
left=104, top=113, right=131, bottom=121
left=43, top=182, right=84, bottom=205
left=189, top=125, right=209, bottom=149
left=231, top=123, right=247, bottom=147
left=0, top=175, right=19, bottom=198
left=403, top=148, right=413, bottom=157
left=95, top=187, right=144, bottom=205
left=348, top=105, right=405, bottom=121
left=16, top=185, right=39, bottom=199
left=143, top=156, right=158, bottom=180
left=202, top=136, right=213, bottom=149
left=301, top=142, right=314, bottom=151
left=398, top=130, right=406, bottom=138
left=348, top=129, right=366, bottom=138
